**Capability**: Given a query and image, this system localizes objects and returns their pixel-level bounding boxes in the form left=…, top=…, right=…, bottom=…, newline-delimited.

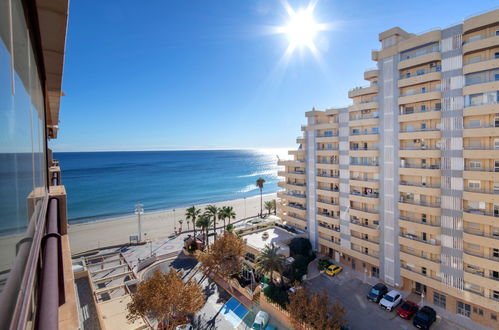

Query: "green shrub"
left=289, top=238, right=313, bottom=258
left=263, top=284, right=289, bottom=308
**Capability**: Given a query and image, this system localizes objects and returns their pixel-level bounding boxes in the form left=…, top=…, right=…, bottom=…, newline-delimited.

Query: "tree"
left=287, top=288, right=346, bottom=330
left=196, top=232, right=245, bottom=291
left=186, top=206, right=201, bottom=238
left=217, top=208, right=226, bottom=233
left=224, top=206, right=236, bottom=226
left=271, top=199, right=277, bottom=215
left=205, top=204, right=218, bottom=241
left=256, top=177, right=265, bottom=217
left=196, top=214, right=212, bottom=247
left=127, top=269, right=204, bottom=329
left=264, top=201, right=273, bottom=215
left=255, top=243, right=286, bottom=286
left=178, top=219, right=183, bottom=232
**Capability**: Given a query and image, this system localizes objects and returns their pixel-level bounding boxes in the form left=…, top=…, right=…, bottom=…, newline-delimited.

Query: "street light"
left=244, top=197, right=247, bottom=219
left=135, top=203, right=144, bottom=242
left=173, top=209, right=176, bottom=233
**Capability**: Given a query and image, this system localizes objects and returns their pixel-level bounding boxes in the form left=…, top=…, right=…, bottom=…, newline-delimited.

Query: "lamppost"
left=173, top=209, right=176, bottom=233
left=135, top=203, right=144, bottom=242
left=244, top=197, right=247, bottom=219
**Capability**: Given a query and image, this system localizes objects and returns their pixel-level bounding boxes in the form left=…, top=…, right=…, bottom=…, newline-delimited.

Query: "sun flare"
left=284, top=9, right=318, bottom=48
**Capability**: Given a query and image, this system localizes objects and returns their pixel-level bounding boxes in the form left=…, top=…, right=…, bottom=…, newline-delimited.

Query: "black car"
left=413, top=306, right=437, bottom=329
left=366, top=283, right=388, bottom=303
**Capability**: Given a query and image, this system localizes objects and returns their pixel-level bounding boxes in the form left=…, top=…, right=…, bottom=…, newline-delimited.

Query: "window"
left=496, top=52, right=499, bottom=59
left=493, top=290, right=499, bottom=300
left=468, top=180, right=480, bottom=189
left=422, top=214, right=427, bottom=223
left=493, top=248, right=499, bottom=258
left=421, top=87, right=427, bottom=93
left=468, top=119, right=481, bottom=128
left=433, top=292, right=446, bottom=308
left=421, top=267, right=427, bottom=275
left=469, top=160, right=482, bottom=169
left=473, top=307, right=484, bottom=316
left=421, top=104, right=426, bottom=111
left=405, top=72, right=410, bottom=78
left=416, top=69, right=425, bottom=76
left=457, top=301, right=471, bottom=317
left=421, top=123, right=427, bottom=130
left=372, top=267, right=379, bottom=278
left=492, top=314, right=497, bottom=321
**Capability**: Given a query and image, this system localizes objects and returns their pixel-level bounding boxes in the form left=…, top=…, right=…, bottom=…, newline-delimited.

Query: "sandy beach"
left=68, top=193, right=278, bottom=254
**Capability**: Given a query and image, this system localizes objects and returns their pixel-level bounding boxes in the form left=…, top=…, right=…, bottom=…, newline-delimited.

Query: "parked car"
left=325, top=265, right=343, bottom=276
left=252, top=311, right=270, bottom=330
left=366, top=283, right=388, bottom=303
left=379, top=290, right=402, bottom=311
left=413, top=306, right=437, bottom=329
left=396, top=300, right=418, bottom=319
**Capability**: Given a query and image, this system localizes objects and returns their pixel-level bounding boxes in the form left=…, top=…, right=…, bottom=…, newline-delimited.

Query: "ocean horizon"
left=55, top=149, right=286, bottom=223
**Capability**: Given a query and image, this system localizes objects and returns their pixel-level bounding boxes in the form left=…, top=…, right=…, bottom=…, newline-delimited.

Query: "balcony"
left=349, top=177, right=379, bottom=189
left=463, top=33, right=499, bottom=54
left=463, top=55, right=499, bottom=75
left=398, top=71, right=442, bottom=88
left=399, top=146, right=441, bottom=158
left=399, top=216, right=441, bottom=235
left=350, top=205, right=379, bottom=215
left=349, top=220, right=379, bottom=236
left=463, top=209, right=499, bottom=226
left=277, top=191, right=306, bottom=204
left=348, top=100, right=379, bottom=112
left=278, top=181, right=307, bottom=191
left=464, top=269, right=499, bottom=291
left=398, top=199, right=441, bottom=215
left=318, top=223, right=341, bottom=238
left=348, top=84, right=379, bottom=98
left=277, top=170, right=305, bottom=179
left=463, top=249, right=499, bottom=270
left=401, top=265, right=442, bottom=282
left=398, top=108, right=441, bottom=122
left=399, top=181, right=440, bottom=196
left=277, top=159, right=305, bottom=167
left=398, top=88, right=442, bottom=105
left=399, top=164, right=440, bottom=177
left=400, top=250, right=441, bottom=270
left=463, top=231, right=499, bottom=249
left=399, top=198, right=439, bottom=208
left=398, top=51, right=441, bottom=70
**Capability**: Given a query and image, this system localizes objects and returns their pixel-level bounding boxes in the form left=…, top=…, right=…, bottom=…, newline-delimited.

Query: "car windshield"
left=401, top=303, right=411, bottom=311
left=252, top=323, right=263, bottom=330
left=370, top=288, right=379, bottom=295
left=417, top=313, right=429, bottom=321
left=384, top=295, right=394, bottom=302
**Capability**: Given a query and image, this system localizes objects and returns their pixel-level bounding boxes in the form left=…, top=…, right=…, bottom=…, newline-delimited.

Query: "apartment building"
left=277, top=9, right=499, bottom=328
left=0, top=0, right=77, bottom=329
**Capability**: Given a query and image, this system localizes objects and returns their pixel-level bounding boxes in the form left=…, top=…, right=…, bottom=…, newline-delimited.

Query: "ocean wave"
left=237, top=169, right=277, bottom=178
left=238, top=184, right=258, bottom=193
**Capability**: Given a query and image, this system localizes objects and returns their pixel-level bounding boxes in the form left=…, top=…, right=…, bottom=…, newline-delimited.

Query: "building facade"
left=0, top=0, right=77, bottom=329
left=277, top=9, right=499, bottom=328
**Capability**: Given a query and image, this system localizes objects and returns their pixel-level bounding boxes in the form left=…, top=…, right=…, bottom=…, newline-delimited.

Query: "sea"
left=56, top=149, right=286, bottom=223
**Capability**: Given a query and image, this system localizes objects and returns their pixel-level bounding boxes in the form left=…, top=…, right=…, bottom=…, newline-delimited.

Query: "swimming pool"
left=220, top=297, right=250, bottom=328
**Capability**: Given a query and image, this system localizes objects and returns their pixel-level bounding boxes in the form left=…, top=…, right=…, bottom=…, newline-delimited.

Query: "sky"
left=51, top=0, right=498, bottom=152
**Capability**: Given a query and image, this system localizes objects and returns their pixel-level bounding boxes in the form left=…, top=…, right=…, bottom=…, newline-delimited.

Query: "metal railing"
left=350, top=113, right=379, bottom=121
left=399, top=146, right=440, bottom=150
left=463, top=228, right=499, bottom=240
left=317, top=133, right=339, bottom=137
left=399, top=127, right=440, bottom=133
left=399, top=181, right=440, bottom=188
left=463, top=123, right=497, bottom=129
left=465, top=99, right=498, bottom=108
left=317, top=213, right=340, bottom=220
left=350, top=192, right=379, bottom=199
left=400, top=164, right=440, bottom=169
left=400, top=87, right=441, bottom=97
left=350, top=131, right=379, bottom=136
left=464, top=54, right=499, bottom=65
left=463, top=249, right=499, bottom=262
left=350, top=177, right=379, bottom=182
left=400, top=49, right=440, bottom=62
left=400, top=233, right=440, bottom=245
left=399, top=215, right=441, bottom=227
left=464, top=167, right=498, bottom=172
left=350, top=206, right=379, bottom=214
left=350, top=220, right=379, bottom=230
left=400, top=107, right=441, bottom=115
left=399, top=199, right=440, bottom=208
left=464, top=188, right=499, bottom=195
left=463, top=32, right=499, bottom=45
left=399, top=66, right=441, bottom=79
left=400, top=249, right=441, bottom=263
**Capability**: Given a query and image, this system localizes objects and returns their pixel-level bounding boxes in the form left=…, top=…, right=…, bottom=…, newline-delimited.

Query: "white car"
left=379, top=290, right=402, bottom=311
left=251, top=311, right=270, bottom=329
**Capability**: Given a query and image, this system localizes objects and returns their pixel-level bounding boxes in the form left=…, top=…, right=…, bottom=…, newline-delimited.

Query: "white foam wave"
left=238, top=169, right=277, bottom=178
left=238, top=184, right=258, bottom=193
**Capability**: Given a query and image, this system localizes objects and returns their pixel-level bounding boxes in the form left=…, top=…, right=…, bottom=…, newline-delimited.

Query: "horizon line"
left=51, top=146, right=295, bottom=153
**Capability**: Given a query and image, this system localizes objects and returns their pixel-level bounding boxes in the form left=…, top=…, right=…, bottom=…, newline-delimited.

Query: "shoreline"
left=68, top=192, right=278, bottom=254
left=68, top=191, right=280, bottom=225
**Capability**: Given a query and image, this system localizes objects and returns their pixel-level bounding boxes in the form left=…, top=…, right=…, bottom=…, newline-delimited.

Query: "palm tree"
left=186, top=218, right=190, bottom=231
left=217, top=208, right=227, bottom=233
left=256, top=177, right=266, bottom=217
left=255, top=243, right=286, bottom=286
left=186, top=206, right=201, bottom=238
left=205, top=205, right=218, bottom=241
left=178, top=219, right=183, bottom=232
left=196, top=215, right=212, bottom=247
left=264, top=201, right=273, bottom=215
left=271, top=199, right=277, bottom=215
left=224, top=206, right=236, bottom=227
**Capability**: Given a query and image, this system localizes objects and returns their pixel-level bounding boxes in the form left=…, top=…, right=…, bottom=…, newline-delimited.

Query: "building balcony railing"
left=400, top=87, right=441, bottom=97
left=399, top=181, right=441, bottom=189
left=401, top=249, right=441, bottom=263
left=399, top=199, right=440, bottom=208
left=286, top=203, right=306, bottom=211
left=465, top=77, right=499, bottom=87
left=317, top=133, right=339, bottom=137
left=463, top=249, right=499, bottom=262
left=463, top=32, right=499, bottom=45
left=284, top=213, right=307, bottom=222
left=317, top=160, right=339, bottom=165
left=350, top=191, right=379, bottom=198
left=350, top=113, right=379, bottom=121
left=350, top=147, right=378, bottom=151
left=463, top=228, right=499, bottom=240
left=464, top=54, right=499, bottom=65
left=351, top=247, right=379, bottom=258
left=401, top=265, right=442, bottom=282
left=317, top=147, right=339, bottom=151
left=349, top=177, right=379, bottom=182
left=288, top=170, right=306, bottom=174
left=357, top=97, right=378, bottom=104
left=400, top=49, right=440, bottom=62
left=317, top=199, right=339, bottom=206
left=350, top=131, right=379, bottom=136
left=350, top=220, right=379, bottom=230
left=465, top=99, right=498, bottom=108
left=400, top=233, right=440, bottom=246
left=400, top=164, right=440, bottom=170
left=464, top=188, right=499, bottom=195
left=318, top=223, right=340, bottom=232
left=284, top=182, right=306, bottom=188
left=351, top=234, right=379, bottom=244
left=463, top=123, right=498, bottom=129
left=280, top=192, right=306, bottom=199
left=399, top=216, right=441, bottom=227
left=464, top=269, right=499, bottom=282
left=463, top=209, right=499, bottom=218
left=317, top=212, right=340, bottom=220
left=400, top=107, right=441, bottom=115
left=317, top=174, right=339, bottom=179
left=350, top=162, right=379, bottom=166
left=350, top=206, right=379, bottom=214
left=464, top=167, right=499, bottom=172
left=463, top=146, right=499, bottom=150
left=399, top=127, right=440, bottom=133
left=399, top=146, right=440, bottom=151
left=399, top=66, right=441, bottom=79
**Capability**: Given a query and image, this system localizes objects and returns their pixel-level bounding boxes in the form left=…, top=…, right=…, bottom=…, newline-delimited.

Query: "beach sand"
left=68, top=193, right=277, bottom=254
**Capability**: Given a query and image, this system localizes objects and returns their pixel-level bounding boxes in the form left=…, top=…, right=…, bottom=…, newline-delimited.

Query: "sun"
left=284, top=9, right=318, bottom=49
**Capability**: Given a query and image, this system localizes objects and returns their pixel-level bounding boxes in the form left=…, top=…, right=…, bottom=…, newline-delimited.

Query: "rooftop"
left=241, top=227, right=297, bottom=251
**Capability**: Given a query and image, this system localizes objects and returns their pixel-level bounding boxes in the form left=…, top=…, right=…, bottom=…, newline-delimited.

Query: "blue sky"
left=51, top=0, right=497, bottom=152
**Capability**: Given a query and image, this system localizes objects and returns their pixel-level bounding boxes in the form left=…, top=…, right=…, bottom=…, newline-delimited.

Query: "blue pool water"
left=220, top=297, right=249, bottom=327
left=55, top=149, right=285, bottom=223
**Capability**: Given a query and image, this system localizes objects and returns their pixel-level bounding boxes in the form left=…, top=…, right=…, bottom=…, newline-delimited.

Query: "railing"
left=400, top=164, right=440, bottom=169
left=399, top=146, right=440, bottom=150
left=399, top=199, right=440, bottom=208
left=351, top=247, right=379, bottom=258
left=317, top=133, right=339, bottom=137
left=350, top=206, right=379, bottom=214
left=357, top=98, right=378, bottom=104
left=284, top=182, right=306, bottom=187
left=464, top=188, right=499, bottom=195
left=317, top=186, right=339, bottom=192
left=399, top=215, right=441, bottom=227
left=317, top=161, right=339, bottom=165
left=401, top=265, right=442, bottom=282
left=317, top=147, right=339, bottom=151
left=350, top=131, right=379, bottom=135
left=463, top=228, right=499, bottom=240
left=464, top=123, right=497, bottom=129
left=284, top=213, right=306, bottom=222
left=400, top=87, right=441, bottom=97
left=464, top=167, right=498, bottom=172
left=465, top=77, right=499, bottom=87
left=465, top=99, right=498, bottom=108
left=317, top=213, right=340, bottom=220
left=350, top=113, right=379, bottom=121
left=400, top=107, right=441, bottom=115
left=318, top=223, right=340, bottom=232
left=463, top=249, right=499, bottom=262
left=350, top=220, right=379, bottom=230
left=285, top=203, right=306, bottom=211
left=463, top=146, right=499, bottom=150
left=399, top=127, right=440, bottom=133
left=463, top=32, right=499, bottom=45
left=350, top=192, right=379, bottom=199
left=351, top=234, right=379, bottom=244
left=317, top=199, right=339, bottom=206
left=399, top=181, right=440, bottom=188
left=317, top=174, right=339, bottom=178
left=464, top=54, right=499, bottom=65
left=280, top=192, right=306, bottom=199
left=350, top=177, right=378, bottom=182
left=288, top=170, right=305, bottom=174
left=350, top=147, right=378, bottom=151
left=349, top=83, right=378, bottom=92
left=399, top=66, right=441, bottom=79
left=350, top=162, right=379, bottom=166
left=401, top=249, right=441, bottom=263
left=400, top=233, right=440, bottom=246
left=400, top=49, right=440, bottom=62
